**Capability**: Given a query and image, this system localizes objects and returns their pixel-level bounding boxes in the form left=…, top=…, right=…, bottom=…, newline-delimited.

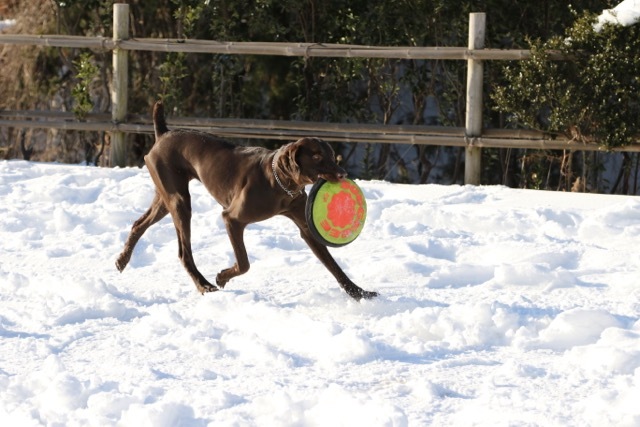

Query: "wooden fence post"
left=464, top=12, right=485, bottom=185
left=110, top=3, right=129, bottom=167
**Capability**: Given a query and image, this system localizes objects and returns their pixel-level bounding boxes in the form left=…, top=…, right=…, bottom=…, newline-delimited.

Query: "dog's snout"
left=319, top=166, right=347, bottom=183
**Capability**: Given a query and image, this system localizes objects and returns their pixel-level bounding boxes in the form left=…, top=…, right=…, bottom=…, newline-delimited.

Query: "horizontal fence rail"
left=2, top=110, right=638, bottom=152
left=0, top=34, right=559, bottom=60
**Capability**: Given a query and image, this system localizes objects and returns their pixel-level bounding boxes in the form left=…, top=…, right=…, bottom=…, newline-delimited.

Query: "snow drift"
left=1, top=160, right=639, bottom=426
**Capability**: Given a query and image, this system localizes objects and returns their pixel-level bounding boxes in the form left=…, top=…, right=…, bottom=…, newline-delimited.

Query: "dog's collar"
left=272, top=152, right=302, bottom=198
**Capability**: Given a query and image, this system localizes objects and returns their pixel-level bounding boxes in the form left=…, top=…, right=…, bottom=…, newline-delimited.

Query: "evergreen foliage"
left=71, top=52, right=99, bottom=119
left=493, top=11, right=640, bottom=149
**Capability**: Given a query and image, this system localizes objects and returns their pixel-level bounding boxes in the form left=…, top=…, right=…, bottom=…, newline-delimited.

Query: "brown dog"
left=115, top=101, right=377, bottom=301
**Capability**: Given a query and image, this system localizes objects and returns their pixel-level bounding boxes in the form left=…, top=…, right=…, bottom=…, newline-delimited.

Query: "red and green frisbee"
left=305, top=178, right=367, bottom=247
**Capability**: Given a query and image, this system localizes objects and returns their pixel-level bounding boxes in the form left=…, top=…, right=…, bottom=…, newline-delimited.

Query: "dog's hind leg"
left=116, top=192, right=169, bottom=272
left=145, top=157, right=218, bottom=294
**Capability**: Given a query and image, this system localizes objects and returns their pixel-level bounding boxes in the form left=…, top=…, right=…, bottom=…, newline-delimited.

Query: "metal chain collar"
left=271, top=151, right=302, bottom=198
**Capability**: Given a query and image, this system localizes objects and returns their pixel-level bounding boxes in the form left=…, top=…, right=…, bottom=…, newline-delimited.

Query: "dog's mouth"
left=318, top=171, right=347, bottom=183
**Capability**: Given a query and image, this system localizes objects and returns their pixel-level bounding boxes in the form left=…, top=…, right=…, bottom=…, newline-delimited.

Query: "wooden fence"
left=1, top=4, right=639, bottom=183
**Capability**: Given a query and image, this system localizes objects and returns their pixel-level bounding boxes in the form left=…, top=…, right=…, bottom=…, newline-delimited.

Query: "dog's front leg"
left=216, top=211, right=250, bottom=288
left=285, top=210, right=377, bottom=301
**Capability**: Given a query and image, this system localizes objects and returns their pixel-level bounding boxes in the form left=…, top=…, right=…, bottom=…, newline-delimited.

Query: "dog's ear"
left=278, top=140, right=305, bottom=186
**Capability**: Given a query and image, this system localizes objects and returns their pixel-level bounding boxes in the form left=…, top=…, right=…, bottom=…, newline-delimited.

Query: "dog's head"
left=279, top=137, right=347, bottom=186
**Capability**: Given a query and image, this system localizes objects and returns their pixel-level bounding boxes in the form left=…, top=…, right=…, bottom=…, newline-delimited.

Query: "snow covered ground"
left=0, top=160, right=639, bottom=426
left=595, top=0, right=640, bottom=30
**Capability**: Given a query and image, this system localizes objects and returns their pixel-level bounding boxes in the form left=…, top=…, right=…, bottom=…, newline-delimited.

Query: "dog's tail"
left=153, top=100, right=169, bottom=139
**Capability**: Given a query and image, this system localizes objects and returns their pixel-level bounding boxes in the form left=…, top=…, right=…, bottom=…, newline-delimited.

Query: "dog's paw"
left=199, top=283, right=219, bottom=294
left=344, top=284, right=378, bottom=301
left=215, top=271, right=231, bottom=289
left=351, top=289, right=378, bottom=301
left=360, top=290, right=378, bottom=300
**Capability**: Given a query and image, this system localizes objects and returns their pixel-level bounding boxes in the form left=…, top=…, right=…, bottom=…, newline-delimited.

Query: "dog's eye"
left=312, top=154, right=322, bottom=162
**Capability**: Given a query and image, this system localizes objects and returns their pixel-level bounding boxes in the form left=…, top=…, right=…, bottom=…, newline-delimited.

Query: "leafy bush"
left=493, top=11, right=640, bottom=149
left=71, top=52, right=99, bottom=119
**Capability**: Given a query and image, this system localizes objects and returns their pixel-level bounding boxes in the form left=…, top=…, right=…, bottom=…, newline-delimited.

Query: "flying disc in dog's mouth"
left=305, top=178, right=366, bottom=247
